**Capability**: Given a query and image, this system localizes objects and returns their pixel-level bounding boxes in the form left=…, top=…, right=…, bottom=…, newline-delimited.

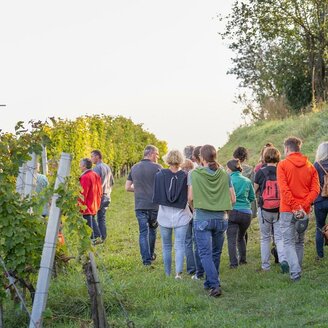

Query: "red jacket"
left=277, top=152, right=320, bottom=213
left=79, top=170, right=102, bottom=215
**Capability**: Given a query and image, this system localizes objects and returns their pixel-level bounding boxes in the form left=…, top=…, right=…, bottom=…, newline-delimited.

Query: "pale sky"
left=0, top=1, right=243, bottom=151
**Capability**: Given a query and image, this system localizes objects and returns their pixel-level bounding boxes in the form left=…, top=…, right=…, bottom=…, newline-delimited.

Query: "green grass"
left=218, top=108, right=328, bottom=166
left=4, top=109, right=328, bottom=327
left=5, top=178, right=328, bottom=327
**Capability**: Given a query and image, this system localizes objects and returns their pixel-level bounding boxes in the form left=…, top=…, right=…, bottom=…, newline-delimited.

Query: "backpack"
left=260, top=168, right=280, bottom=210
left=317, top=161, right=328, bottom=197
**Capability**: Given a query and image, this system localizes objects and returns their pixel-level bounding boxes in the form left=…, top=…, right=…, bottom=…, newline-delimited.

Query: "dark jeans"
left=185, top=220, right=204, bottom=276
left=135, top=209, right=158, bottom=265
left=227, top=210, right=251, bottom=267
left=314, top=200, right=328, bottom=258
left=194, top=217, right=228, bottom=289
left=97, top=195, right=110, bottom=240
left=83, top=214, right=101, bottom=239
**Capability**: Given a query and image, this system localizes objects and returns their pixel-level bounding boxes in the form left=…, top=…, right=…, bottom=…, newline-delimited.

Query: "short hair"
left=192, top=146, right=202, bottom=162
left=91, top=150, right=102, bottom=159
left=181, top=159, right=194, bottom=172
left=233, top=146, right=248, bottom=162
left=81, top=158, right=92, bottom=169
left=315, top=142, right=328, bottom=162
left=144, top=145, right=158, bottom=157
left=226, top=159, right=242, bottom=172
left=163, top=150, right=184, bottom=166
left=284, top=137, right=302, bottom=152
left=183, top=145, right=195, bottom=160
left=263, top=147, right=281, bottom=163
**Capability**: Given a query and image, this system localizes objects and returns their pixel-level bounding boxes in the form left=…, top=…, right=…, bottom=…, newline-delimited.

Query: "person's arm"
left=188, top=185, right=194, bottom=210
left=254, top=183, right=259, bottom=194
left=125, top=180, right=134, bottom=192
left=248, top=182, right=256, bottom=203
left=303, top=167, right=320, bottom=208
left=230, top=186, right=236, bottom=205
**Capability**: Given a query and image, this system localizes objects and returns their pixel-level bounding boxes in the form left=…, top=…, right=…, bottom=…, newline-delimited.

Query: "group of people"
left=78, top=150, right=114, bottom=244
left=124, top=137, right=328, bottom=297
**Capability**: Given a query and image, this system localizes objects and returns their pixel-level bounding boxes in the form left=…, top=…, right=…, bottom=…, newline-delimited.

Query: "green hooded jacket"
left=191, top=166, right=232, bottom=211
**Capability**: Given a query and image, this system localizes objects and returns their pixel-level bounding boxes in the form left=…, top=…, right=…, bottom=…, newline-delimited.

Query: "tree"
left=220, top=0, right=328, bottom=117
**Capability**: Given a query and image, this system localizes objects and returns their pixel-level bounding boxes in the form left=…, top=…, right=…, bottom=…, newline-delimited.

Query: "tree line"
left=220, top=0, right=328, bottom=120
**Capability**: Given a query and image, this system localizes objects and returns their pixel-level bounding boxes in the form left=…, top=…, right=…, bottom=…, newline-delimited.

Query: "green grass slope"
left=218, top=109, right=328, bottom=165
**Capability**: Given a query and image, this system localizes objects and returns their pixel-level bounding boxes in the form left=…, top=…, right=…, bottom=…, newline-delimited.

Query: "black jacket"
left=152, top=169, right=188, bottom=209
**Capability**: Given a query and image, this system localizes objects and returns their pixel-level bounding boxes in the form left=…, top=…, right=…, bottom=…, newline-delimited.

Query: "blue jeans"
left=160, top=224, right=189, bottom=276
left=185, top=221, right=196, bottom=273
left=314, top=200, right=328, bottom=258
left=135, top=210, right=158, bottom=265
left=185, top=220, right=204, bottom=276
left=194, top=217, right=228, bottom=289
left=97, top=195, right=110, bottom=240
left=83, top=214, right=101, bottom=239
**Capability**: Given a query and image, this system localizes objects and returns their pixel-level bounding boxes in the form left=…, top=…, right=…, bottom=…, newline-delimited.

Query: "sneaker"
left=209, top=287, right=222, bottom=297
left=151, top=253, right=156, bottom=261
left=175, top=274, right=182, bottom=280
left=280, top=261, right=289, bottom=274
left=91, top=237, right=103, bottom=245
left=191, top=274, right=204, bottom=280
left=292, top=276, right=301, bottom=283
left=239, top=260, right=247, bottom=265
left=315, top=256, right=324, bottom=261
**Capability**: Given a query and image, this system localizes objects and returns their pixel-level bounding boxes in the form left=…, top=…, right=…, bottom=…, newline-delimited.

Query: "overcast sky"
left=0, top=1, right=243, bottom=151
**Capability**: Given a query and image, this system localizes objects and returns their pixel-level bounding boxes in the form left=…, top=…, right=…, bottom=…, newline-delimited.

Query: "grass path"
left=6, top=178, right=328, bottom=327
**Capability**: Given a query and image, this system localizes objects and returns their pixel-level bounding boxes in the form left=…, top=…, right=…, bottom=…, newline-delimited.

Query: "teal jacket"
left=230, top=171, right=255, bottom=210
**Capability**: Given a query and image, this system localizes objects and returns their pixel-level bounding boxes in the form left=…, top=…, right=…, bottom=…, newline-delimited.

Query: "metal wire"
left=0, top=256, right=38, bottom=328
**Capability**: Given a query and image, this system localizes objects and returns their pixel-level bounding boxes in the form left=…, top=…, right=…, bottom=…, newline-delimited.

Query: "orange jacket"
left=277, top=152, right=319, bottom=213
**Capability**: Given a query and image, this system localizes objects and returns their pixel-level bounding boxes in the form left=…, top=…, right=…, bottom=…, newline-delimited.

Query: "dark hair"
left=192, top=146, right=202, bottom=162
left=233, top=146, right=248, bottom=162
left=259, top=142, right=274, bottom=161
left=227, top=159, right=242, bottom=172
left=263, top=147, right=281, bottom=163
left=183, top=145, right=195, bottom=160
left=81, top=158, right=92, bottom=169
left=284, top=136, right=302, bottom=152
left=200, top=144, right=219, bottom=171
left=91, top=150, right=102, bottom=159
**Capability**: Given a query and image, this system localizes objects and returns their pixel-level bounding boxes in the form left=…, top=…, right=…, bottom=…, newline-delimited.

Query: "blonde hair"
left=315, top=142, right=328, bottom=162
left=163, top=150, right=184, bottom=166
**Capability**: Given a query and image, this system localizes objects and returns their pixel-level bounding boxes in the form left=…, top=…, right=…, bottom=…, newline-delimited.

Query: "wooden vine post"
left=84, top=252, right=109, bottom=328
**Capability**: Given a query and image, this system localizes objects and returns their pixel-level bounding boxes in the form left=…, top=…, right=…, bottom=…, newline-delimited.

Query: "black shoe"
left=209, top=287, right=222, bottom=297
left=239, top=260, right=247, bottom=265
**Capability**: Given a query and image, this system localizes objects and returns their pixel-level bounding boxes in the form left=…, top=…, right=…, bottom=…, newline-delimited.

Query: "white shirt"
left=157, top=204, right=192, bottom=228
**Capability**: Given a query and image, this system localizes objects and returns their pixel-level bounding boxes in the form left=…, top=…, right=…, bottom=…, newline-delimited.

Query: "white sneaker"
left=175, top=274, right=182, bottom=280
left=191, top=274, right=199, bottom=280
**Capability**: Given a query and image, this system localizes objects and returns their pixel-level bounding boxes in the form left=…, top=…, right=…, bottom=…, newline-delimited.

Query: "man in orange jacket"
left=277, top=137, right=320, bottom=282
left=79, top=158, right=102, bottom=243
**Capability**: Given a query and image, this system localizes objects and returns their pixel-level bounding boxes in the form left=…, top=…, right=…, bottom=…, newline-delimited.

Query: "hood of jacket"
left=286, top=152, right=309, bottom=168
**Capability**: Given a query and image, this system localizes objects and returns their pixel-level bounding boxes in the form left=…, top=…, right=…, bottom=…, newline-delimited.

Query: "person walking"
left=277, top=137, right=320, bottom=281
left=188, top=145, right=235, bottom=297
left=153, top=150, right=192, bottom=278
left=91, top=150, right=114, bottom=241
left=125, top=145, right=162, bottom=266
left=313, top=142, right=328, bottom=259
left=254, top=147, right=288, bottom=272
left=79, top=158, right=102, bottom=243
left=226, top=159, right=255, bottom=268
